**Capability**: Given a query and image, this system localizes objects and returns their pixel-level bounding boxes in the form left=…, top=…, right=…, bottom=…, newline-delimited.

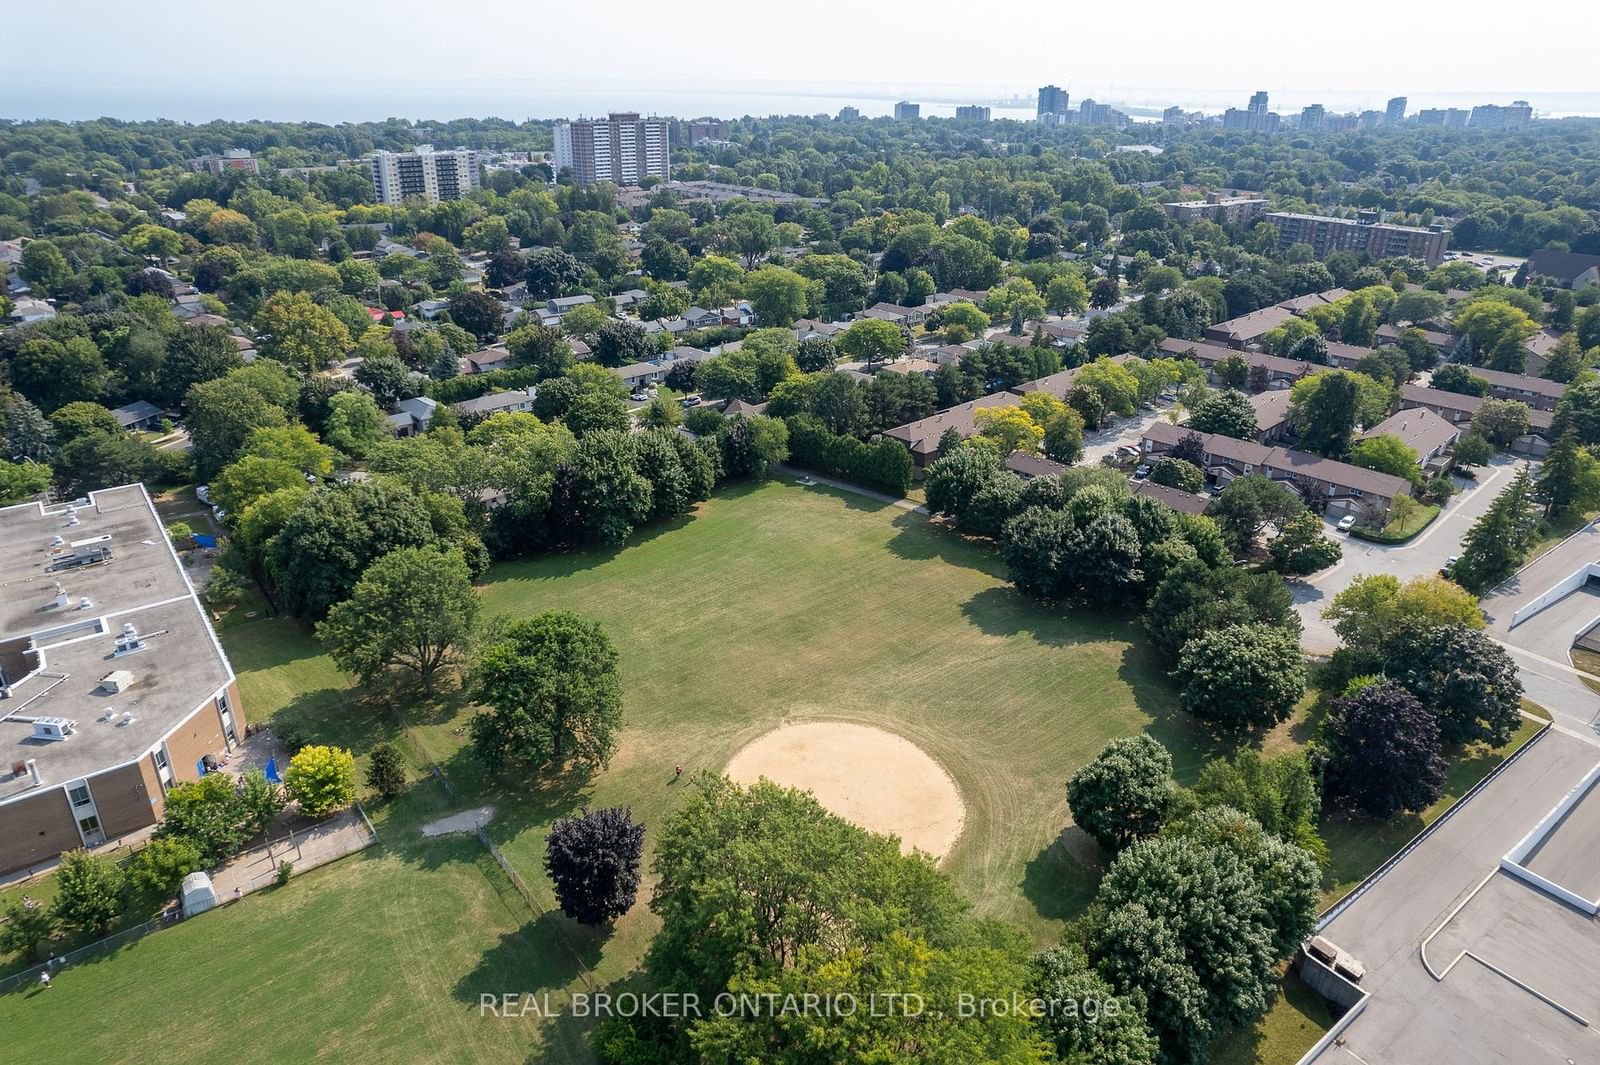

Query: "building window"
left=68, top=783, right=92, bottom=808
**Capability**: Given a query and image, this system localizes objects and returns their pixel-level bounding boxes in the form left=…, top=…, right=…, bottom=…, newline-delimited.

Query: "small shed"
left=180, top=871, right=218, bottom=917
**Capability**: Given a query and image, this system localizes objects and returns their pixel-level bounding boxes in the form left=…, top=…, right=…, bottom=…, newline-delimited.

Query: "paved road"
left=1293, top=458, right=1525, bottom=652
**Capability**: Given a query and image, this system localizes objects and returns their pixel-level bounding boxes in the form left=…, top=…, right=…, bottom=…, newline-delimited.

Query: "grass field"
left=0, top=477, right=1542, bottom=1063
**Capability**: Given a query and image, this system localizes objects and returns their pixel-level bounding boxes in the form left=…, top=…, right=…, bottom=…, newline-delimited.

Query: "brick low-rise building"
left=0, top=486, right=242, bottom=877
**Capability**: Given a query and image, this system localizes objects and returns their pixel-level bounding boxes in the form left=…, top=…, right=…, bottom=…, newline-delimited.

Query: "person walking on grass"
left=39, top=971, right=50, bottom=990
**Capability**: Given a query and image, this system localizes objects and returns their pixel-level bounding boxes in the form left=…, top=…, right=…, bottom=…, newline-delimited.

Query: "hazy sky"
left=10, top=0, right=1599, bottom=120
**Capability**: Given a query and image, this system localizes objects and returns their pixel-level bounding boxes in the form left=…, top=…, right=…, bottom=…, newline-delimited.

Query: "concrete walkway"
left=773, top=465, right=928, bottom=514
left=208, top=809, right=376, bottom=898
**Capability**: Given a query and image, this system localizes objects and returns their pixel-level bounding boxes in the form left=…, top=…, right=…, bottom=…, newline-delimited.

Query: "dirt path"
left=420, top=805, right=496, bottom=837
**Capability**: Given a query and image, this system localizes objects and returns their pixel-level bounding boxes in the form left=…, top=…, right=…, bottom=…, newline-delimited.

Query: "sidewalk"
left=774, top=465, right=928, bottom=514
left=210, top=809, right=376, bottom=898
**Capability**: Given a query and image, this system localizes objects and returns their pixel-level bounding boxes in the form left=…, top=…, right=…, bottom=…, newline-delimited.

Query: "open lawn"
left=0, top=477, right=1546, bottom=1063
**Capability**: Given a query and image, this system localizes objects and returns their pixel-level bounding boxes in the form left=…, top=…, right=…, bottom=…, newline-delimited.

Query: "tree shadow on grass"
left=884, top=511, right=1008, bottom=576
left=1119, top=643, right=1253, bottom=786
left=1022, top=825, right=1103, bottom=924
left=958, top=586, right=1121, bottom=648
left=454, top=908, right=607, bottom=1006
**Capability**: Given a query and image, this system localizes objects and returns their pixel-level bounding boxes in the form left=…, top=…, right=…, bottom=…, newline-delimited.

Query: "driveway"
left=1081, top=406, right=1173, bottom=468
left=1292, top=458, right=1526, bottom=652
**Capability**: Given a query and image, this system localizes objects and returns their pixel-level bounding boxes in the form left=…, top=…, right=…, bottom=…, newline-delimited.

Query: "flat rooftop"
left=0, top=485, right=233, bottom=799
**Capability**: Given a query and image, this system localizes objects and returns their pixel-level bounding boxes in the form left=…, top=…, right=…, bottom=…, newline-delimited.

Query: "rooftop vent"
left=79, top=596, right=93, bottom=611
left=99, top=670, right=134, bottom=694
left=118, top=711, right=136, bottom=726
left=113, top=623, right=145, bottom=657
left=53, top=583, right=68, bottom=609
left=50, top=535, right=64, bottom=548
left=30, top=717, right=76, bottom=741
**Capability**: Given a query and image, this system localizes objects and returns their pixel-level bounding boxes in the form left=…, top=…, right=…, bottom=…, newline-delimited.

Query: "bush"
left=365, top=742, right=408, bottom=801
left=783, top=414, right=914, bottom=495
left=284, top=745, right=357, bottom=818
left=276, top=861, right=294, bottom=887
left=52, top=850, right=124, bottom=933
left=128, top=837, right=203, bottom=897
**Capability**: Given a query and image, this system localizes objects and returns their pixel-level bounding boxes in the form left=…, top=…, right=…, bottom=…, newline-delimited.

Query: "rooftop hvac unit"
left=30, top=717, right=76, bottom=741
left=99, top=670, right=134, bottom=694
left=79, top=596, right=92, bottom=611
left=113, top=623, right=145, bottom=656
left=71, top=535, right=112, bottom=561
left=118, top=711, right=136, bottom=726
left=50, top=535, right=65, bottom=548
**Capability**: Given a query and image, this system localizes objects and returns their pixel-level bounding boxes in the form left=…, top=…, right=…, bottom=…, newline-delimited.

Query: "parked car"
left=630, top=392, right=650, bottom=402
left=1336, top=514, right=1357, bottom=532
left=1132, top=464, right=1151, bottom=480
left=681, top=395, right=703, bottom=407
left=1440, top=555, right=1459, bottom=577
left=195, top=485, right=211, bottom=504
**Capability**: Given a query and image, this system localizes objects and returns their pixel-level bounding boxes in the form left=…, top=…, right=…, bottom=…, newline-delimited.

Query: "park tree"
left=568, top=428, right=651, bottom=542
left=923, top=445, right=1003, bottom=522
left=1471, top=398, right=1530, bottom=448
left=718, top=414, right=788, bottom=479
left=837, top=317, right=906, bottom=368
left=322, top=391, right=387, bottom=458
left=544, top=806, right=646, bottom=925
left=1289, top=371, right=1360, bottom=457
left=1186, top=389, right=1258, bottom=440
left=1430, top=363, right=1490, bottom=397
left=1450, top=467, right=1537, bottom=592
left=1089, top=827, right=1313, bottom=1065
left=0, top=899, right=56, bottom=962
left=1142, top=557, right=1298, bottom=662
left=285, top=745, right=358, bottom=818
left=525, top=247, right=584, bottom=298
left=743, top=265, right=810, bottom=326
left=1150, top=456, right=1204, bottom=493
left=1348, top=433, right=1420, bottom=484
left=448, top=290, right=504, bottom=341
left=364, top=742, right=408, bottom=801
left=265, top=478, right=457, bottom=618
left=318, top=546, right=479, bottom=690
left=1323, top=574, right=1484, bottom=654
left=253, top=290, right=351, bottom=372
left=1379, top=620, right=1523, bottom=746
left=1189, top=750, right=1326, bottom=866
left=52, top=850, right=124, bottom=933
left=1173, top=623, right=1305, bottom=730
left=1067, top=734, right=1174, bottom=851
left=1028, top=946, right=1158, bottom=1065
left=470, top=611, right=623, bottom=772
left=128, top=837, right=204, bottom=897
left=591, top=319, right=654, bottom=368
left=1267, top=510, right=1342, bottom=575
left=1322, top=681, right=1446, bottom=818
left=186, top=375, right=290, bottom=481
left=1205, top=474, right=1304, bottom=556
left=506, top=323, right=574, bottom=379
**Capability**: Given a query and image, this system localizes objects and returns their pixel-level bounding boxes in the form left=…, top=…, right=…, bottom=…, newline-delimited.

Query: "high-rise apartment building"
left=837, top=106, right=861, bottom=121
left=1265, top=211, right=1449, bottom=266
left=1226, top=92, right=1278, bottom=132
left=1469, top=101, right=1534, bottom=130
left=553, top=113, right=670, bottom=187
left=1417, top=108, right=1470, bottom=128
left=369, top=145, right=479, bottom=205
left=1386, top=96, right=1407, bottom=124
left=893, top=101, right=921, bottom=120
left=1300, top=104, right=1326, bottom=132
left=1037, top=85, right=1069, bottom=120
left=955, top=105, right=991, bottom=121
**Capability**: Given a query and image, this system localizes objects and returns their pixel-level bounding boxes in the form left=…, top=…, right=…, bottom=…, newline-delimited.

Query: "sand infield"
left=724, top=722, right=966, bottom=859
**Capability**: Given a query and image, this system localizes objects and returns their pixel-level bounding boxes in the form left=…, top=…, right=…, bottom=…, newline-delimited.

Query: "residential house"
left=1132, top=479, right=1211, bottom=515
left=1324, top=341, right=1373, bottom=371
left=1249, top=390, right=1295, bottom=444
left=1141, top=423, right=1409, bottom=521
left=884, top=393, right=1021, bottom=467
left=794, top=318, right=846, bottom=341
left=570, top=339, right=593, bottom=360
left=385, top=396, right=438, bottom=437
left=110, top=401, right=165, bottom=431
left=415, top=298, right=450, bottom=320
left=460, top=347, right=512, bottom=375
left=1398, top=384, right=1552, bottom=456
left=861, top=302, right=928, bottom=327
left=641, top=318, right=689, bottom=338
left=453, top=388, right=538, bottom=419
left=1522, top=330, right=1564, bottom=377
left=1526, top=249, right=1600, bottom=290
left=547, top=294, right=596, bottom=315
left=1360, top=408, right=1460, bottom=470
left=1275, top=288, right=1351, bottom=315
left=1465, top=366, right=1566, bottom=412
left=682, top=307, right=723, bottom=329
left=877, top=358, right=942, bottom=377
left=1375, top=323, right=1460, bottom=357
left=8, top=298, right=55, bottom=323
left=1158, top=338, right=1311, bottom=390
left=929, top=344, right=970, bottom=366
left=612, top=289, right=649, bottom=311
left=720, top=399, right=769, bottom=418
left=1005, top=453, right=1067, bottom=479
left=1204, top=305, right=1296, bottom=349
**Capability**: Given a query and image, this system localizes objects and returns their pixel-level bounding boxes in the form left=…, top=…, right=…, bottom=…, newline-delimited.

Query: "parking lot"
left=1292, top=458, right=1525, bottom=652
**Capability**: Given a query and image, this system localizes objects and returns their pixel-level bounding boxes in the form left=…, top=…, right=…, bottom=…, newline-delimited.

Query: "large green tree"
left=1172, top=623, right=1305, bottom=730
left=1067, top=735, right=1174, bottom=851
left=318, top=546, right=479, bottom=690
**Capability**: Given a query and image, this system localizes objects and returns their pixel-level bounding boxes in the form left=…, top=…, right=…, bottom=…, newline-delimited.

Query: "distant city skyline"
left=5, top=0, right=1598, bottom=122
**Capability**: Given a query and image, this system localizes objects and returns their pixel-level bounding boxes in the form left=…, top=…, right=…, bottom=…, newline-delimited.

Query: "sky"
left=9, top=0, right=1600, bottom=122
